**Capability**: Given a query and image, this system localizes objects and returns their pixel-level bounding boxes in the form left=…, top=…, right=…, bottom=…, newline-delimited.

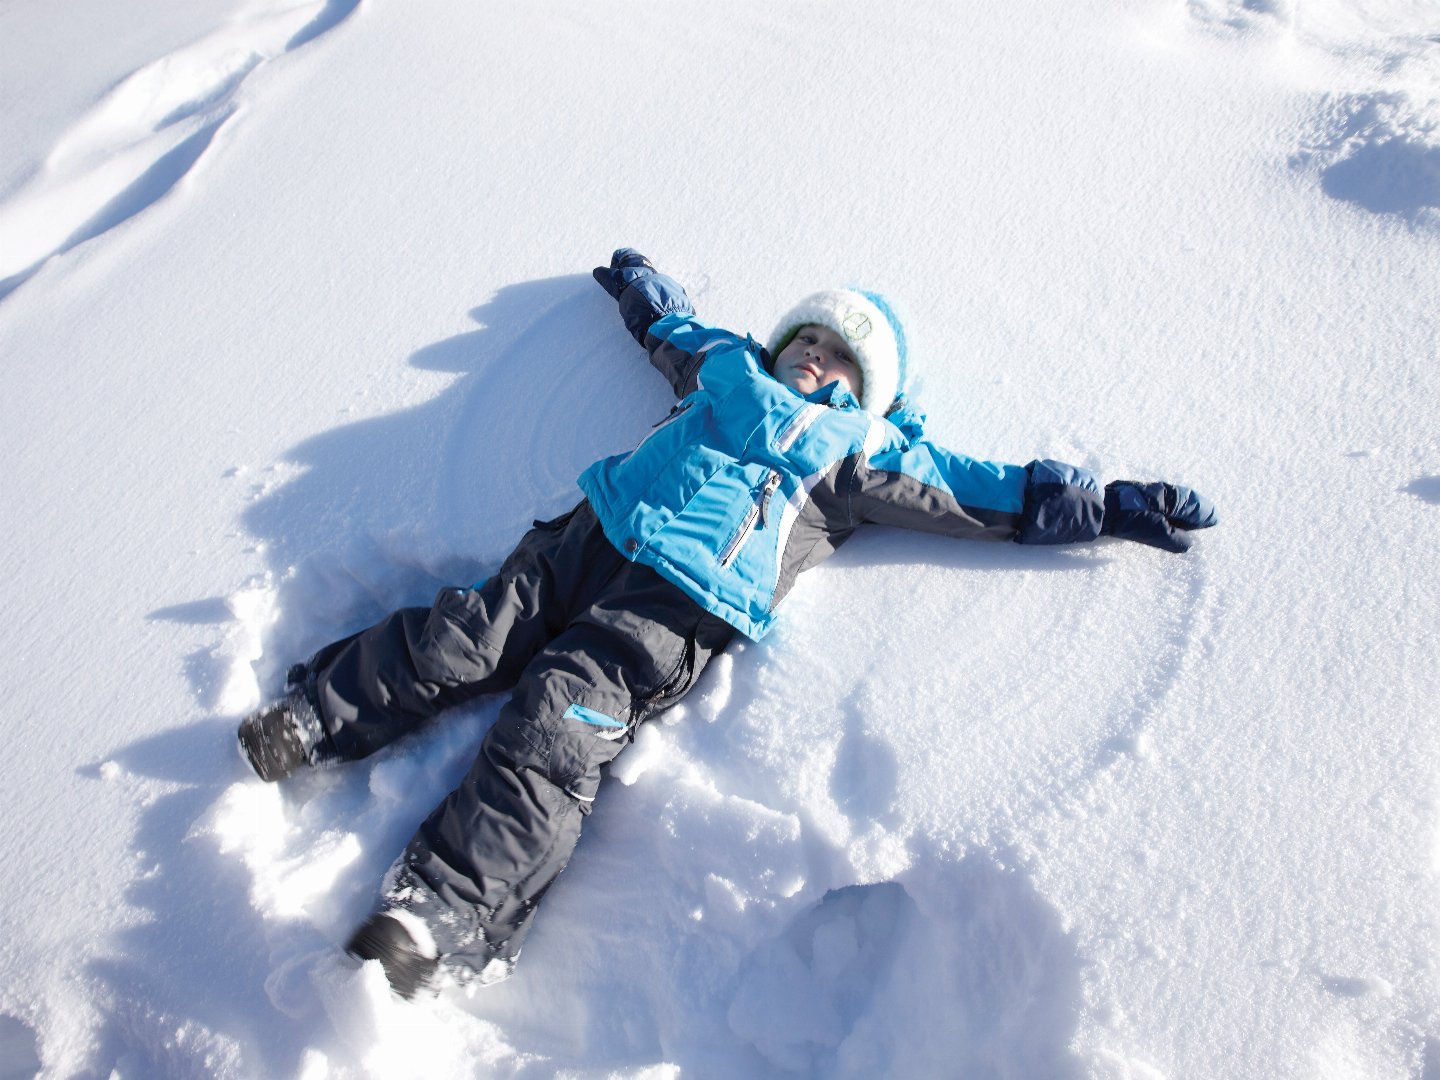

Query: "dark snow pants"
left=292, top=500, right=734, bottom=984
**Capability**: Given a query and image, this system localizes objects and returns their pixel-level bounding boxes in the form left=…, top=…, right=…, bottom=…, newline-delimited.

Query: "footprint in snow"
left=727, top=860, right=1083, bottom=1078
left=829, top=723, right=900, bottom=827
left=1187, top=0, right=1440, bottom=225
left=1289, top=53, right=1440, bottom=223
left=1187, top=0, right=1294, bottom=34
left=0, top=1013, right=43, bottom=1080
left=1320, top=135, right=1440, bottom=217
left=1424, top=1037, right=1440, bottom=1080
left=1402, top=476, right=1440, bottom=505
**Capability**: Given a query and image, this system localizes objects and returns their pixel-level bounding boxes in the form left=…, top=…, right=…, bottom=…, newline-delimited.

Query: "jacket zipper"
left=720, top=470, right=781, bottom=567
left=758, top=470, right=781, bottom=526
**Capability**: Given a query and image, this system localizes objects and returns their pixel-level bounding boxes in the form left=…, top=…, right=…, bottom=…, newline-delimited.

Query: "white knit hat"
left=766, top=289, right=906, bottom=415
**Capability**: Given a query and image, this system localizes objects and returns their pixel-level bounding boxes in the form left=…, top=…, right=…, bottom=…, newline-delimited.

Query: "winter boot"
left=347, top=913, right=439, bottom=999
left=236, top=698, right=309, bottom=782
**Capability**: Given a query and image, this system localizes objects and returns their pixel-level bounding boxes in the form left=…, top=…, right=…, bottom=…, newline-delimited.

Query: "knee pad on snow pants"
left=296, top=502, right=620, bottom=764
left=382, top=602, right=734, bottom=985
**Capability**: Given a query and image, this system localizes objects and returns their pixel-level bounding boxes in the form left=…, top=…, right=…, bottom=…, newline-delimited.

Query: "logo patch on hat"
left=841, top=312, right=872, bottom=341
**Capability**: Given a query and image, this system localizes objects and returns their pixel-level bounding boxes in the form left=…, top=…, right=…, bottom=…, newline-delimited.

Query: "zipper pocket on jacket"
left=719, top=470, right=781, bottom=568
left=653, top=399, right=694, bottom=428
left=623, top=399, right=694, bottom=463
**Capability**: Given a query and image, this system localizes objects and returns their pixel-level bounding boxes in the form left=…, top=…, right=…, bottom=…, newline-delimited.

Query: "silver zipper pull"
left=758, top=471, right=781, bottom=527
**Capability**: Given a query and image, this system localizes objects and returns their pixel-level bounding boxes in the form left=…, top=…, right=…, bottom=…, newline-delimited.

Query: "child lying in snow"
left=237, top=249, right=1218, bottom=998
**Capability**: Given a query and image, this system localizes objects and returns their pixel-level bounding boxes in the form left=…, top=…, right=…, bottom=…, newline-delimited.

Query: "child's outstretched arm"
left=854, top=435, right=1217, bottom=554
left=593, top=248, right=710, bottom=397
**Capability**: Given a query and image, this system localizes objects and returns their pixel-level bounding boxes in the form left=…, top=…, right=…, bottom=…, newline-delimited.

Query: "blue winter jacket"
left=579, top=273, right=1104, bottom=640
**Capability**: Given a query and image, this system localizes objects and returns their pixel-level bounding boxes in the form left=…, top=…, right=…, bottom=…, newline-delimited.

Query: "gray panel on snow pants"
left=297, top=501, right=734, bottom=983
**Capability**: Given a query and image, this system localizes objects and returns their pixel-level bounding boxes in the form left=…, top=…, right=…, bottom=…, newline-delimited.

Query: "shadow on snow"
left=97, top=272, right=1099, bottom=1075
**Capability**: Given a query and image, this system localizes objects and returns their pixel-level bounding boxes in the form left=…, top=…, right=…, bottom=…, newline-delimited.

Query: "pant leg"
left=381, top=559, right=735, bottom=986
left=295, top=502, right=617, bottom=761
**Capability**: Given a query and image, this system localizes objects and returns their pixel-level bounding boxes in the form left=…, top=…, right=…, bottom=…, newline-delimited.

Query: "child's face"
left=772, top=324, right=863, bottom=401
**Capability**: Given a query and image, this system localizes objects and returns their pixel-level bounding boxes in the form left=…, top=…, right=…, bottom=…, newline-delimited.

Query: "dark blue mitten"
left=592, top=247, right=694, bottom=348
left=1102, top=481, right=1218, bottom=553
left=591, top=248, right=657, bottom=299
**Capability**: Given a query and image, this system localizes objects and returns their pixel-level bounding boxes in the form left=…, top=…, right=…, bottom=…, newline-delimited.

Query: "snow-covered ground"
left=1, top=0, right=1436, bottom=1075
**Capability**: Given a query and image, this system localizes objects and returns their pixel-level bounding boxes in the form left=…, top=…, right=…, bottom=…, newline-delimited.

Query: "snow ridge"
left=0, top=0, right=363, bottom=301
